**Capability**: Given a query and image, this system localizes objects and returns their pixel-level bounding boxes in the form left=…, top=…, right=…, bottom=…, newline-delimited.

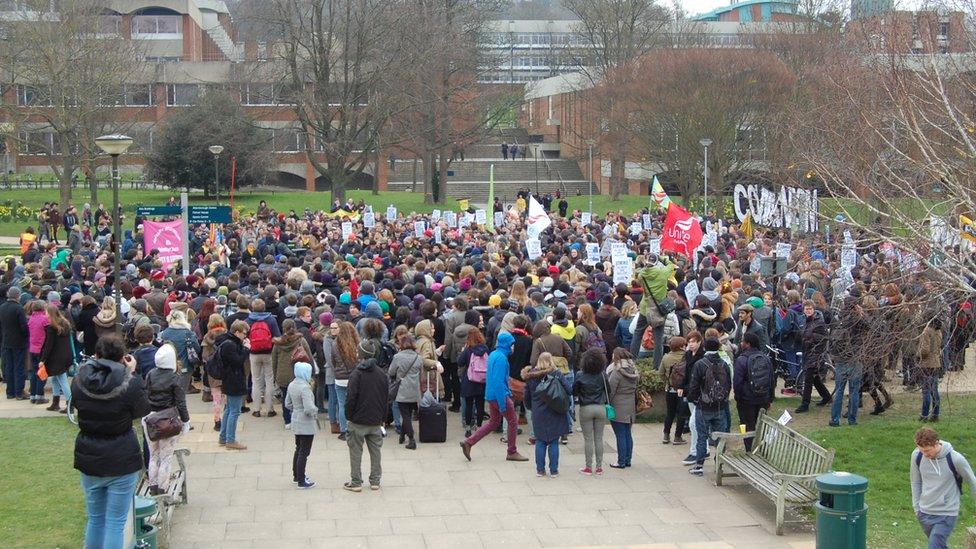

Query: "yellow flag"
left=742, top=213, right=754, bottom=242
left=651, top=176, right=672, bottom=211
left=961, top=214, right=976, bottom=243
left=457, top=198, right=469, bottom=212
left=325, top=209, right=361, bottom=222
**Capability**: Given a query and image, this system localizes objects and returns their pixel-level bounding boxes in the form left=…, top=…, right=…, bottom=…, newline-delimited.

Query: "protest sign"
left=434, top=226, right=442, bottom=244
left=143, top=220, right=184, bottom=270
left=585, top=243, right=600, bottom=266
left=526, top=239, right=542, bottom=260
left=386, top=205, right=397, bottom=220
left=684, top=279, right=700, bottom=309
left=363, top=212, right=375, bottom=228
left=475, top=209, right=487, bottom=225
left=341, top=222, right=353, bottom=240
left=414, top=221, right=425, bottom=237
left=581, top=212, right=592, bottom=225
left=776, top=242, right=792, bottom=259
left=648, top=238, right=661, bottom=255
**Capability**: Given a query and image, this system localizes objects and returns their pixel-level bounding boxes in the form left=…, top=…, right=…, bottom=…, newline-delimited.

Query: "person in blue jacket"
left=459, top=332, right=529, bottom=463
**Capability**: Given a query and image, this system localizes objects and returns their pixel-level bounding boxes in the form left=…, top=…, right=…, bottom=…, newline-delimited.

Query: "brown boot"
left=225, top=442, right=247, bottom=450
left=46, top=396, right=60, bottom=411
left=506, top=452, right=529, bottom=462
left=330, top=421, right=340, bottom=434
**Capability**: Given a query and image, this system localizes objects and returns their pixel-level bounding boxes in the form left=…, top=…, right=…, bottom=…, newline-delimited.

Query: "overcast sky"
left=680, top=0, right=737, bottom=16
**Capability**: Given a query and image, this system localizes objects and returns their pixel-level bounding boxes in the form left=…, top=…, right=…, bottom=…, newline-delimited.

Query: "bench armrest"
left=772, top=472, right=822, bottom=483
left=713, top=431, right=755, bottom=441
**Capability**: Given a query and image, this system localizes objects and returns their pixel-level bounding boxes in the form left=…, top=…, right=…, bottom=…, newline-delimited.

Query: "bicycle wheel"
left=793, top=367, right=807, bottom=398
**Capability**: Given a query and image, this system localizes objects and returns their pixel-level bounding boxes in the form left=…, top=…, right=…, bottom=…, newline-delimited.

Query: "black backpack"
left=204, top=340, right=225, bottom=380
left=375, top=340, right=398, bottom=370
left=699, top=356, right=731, bottom=406
left=746, top=352, right=774, bottom=399
left=535, top=373, right=570, bottom=414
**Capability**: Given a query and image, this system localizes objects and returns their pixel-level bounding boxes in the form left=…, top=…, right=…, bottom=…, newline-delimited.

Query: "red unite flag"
left=660, top=203, right=703, bottom=259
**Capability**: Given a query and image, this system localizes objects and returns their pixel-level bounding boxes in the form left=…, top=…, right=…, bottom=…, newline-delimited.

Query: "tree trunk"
left=88, top=172, right=97, bottom=205
left=437, top=150, right=449, bottom=204
left=423, top=152, right=434, bottom=204
left=610, top=154, right=625, bottom=201
left=59, top=156, right=73, bottom=207
left=332, top=172, right=346, bottom=205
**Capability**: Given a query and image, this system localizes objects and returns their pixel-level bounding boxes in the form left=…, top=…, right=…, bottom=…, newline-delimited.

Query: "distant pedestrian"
left=510, top=144, right=518, bottom=160
left=911, top=427, right=976, bottom=549
left=343, top=344, right=388, bottom=492
left=501, top=142, right=508, bottom=159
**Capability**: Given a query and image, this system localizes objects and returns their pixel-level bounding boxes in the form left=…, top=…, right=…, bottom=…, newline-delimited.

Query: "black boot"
left=794, top=404, right=810, bottom=413
left=405, top=438, right=417, bottom=450
left=869, top=403, right=885, bottom=415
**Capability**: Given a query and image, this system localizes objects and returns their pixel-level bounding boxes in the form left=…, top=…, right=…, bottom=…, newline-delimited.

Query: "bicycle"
left=767, top=346, right=836, bottom=399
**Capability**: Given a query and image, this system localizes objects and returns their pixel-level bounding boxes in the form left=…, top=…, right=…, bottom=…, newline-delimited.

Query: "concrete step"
left=388, top=180, right=593, bottom=202
left=388, top=159, right=583, bottom=183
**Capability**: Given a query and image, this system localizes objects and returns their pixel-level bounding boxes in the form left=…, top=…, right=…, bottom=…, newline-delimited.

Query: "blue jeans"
left=327, top=383, right=338, bottom=423
left=921, top=373, right=940, bottom=418
left=279, top=386, right=292, bottom=425
left=918, top=512, right=957, bottom=549
left=391, top=399, right=402, bottom=429
left=50, top=373, right=71, bottom=398
left=831, top=362, right=863, bottom=425
left=220, top=395, right=243, bottom=443
left=335, top=384, right=348, bottom=433
left=610, top=421, right=633, bottom=466
left=2, top=346, right=26, bottom=397
left=695, top=407, right=726, bottom=465
left=80, top=471, right=140, bottom=549
left=535, top=439, right=559, bottom=474
left=29, top=352, right=46, bottom=399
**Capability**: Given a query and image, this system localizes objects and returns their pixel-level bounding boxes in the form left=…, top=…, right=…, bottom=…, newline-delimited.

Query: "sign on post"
left=136, top=205, right=181, bottom=217
left=187, top=205, right=232, bottom=224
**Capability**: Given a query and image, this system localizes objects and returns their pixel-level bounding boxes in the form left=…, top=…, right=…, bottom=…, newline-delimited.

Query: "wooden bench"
left=136, top=447, right=191, bottom=544
left=713, top=409, right=834, bottom=535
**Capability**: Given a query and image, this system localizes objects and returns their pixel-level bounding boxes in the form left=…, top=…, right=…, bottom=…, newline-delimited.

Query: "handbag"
left=390, top=356, right=419, bottom=402
left=635, top=388, right=653, bottom=414
left=650, top=291, right=676, bottom=316
left=602, top=374, right=616, bottom=421
left=144, top=407, right=184, bottom=441
left=508, top=378, right=525, bottom=403
left=37, top=362, right=49, bottom=382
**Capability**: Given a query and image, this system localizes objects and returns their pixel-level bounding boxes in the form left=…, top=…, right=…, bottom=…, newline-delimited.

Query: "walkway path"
left=165, top=395, right=815, bottom=549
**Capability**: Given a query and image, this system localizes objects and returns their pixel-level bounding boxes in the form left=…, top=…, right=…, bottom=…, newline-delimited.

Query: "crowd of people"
left=3, top=193, right=976, bottom=548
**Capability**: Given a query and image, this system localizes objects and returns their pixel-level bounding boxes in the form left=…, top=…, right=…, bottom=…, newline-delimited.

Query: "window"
left=18, top=131, right=53, bottom=155
left=17, top=85, right=51, bottom=107
left=938, top=22, right=949, bottom=38
left=242, top=83, right=297, bottom=106
left=100, top=85, right=153, bottom=107
left=167, top=84, right=199, bottom=106
left=145, top=56, right=182, bottom=63
left=272, top=129, right=302, bottom=152
left=132, top=15, right=182, bottom=38
left=99, top=15, right=121, bottom=35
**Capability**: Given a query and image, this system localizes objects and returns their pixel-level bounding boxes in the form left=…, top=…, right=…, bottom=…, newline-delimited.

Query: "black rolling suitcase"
left=418, top=372, right=447, bottom=443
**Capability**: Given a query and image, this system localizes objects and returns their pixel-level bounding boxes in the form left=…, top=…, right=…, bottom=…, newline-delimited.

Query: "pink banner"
left=143, top=220, right=184, bottom=270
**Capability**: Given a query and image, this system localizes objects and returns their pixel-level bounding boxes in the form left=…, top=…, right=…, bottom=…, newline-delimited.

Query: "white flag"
left=526, top=195, right=551, bottom=233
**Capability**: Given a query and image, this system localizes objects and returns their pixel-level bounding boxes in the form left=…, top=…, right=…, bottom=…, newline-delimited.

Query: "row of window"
left=11, top=83, right=303, bottom=108
left=487, top=32, right=588, bottom=47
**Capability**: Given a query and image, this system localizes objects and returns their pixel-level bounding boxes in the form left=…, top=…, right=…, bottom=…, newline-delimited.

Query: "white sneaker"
left=285, top=423, right=292, bottom=430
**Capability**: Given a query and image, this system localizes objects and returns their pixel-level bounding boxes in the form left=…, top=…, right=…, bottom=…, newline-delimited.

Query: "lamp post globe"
left=95, top=134, right=133, bottom=334
left=209, top=145, right=224, bottom=201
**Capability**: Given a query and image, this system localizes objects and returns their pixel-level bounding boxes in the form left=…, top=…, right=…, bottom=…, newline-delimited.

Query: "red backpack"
left=249, top=321, right=273, bottom=352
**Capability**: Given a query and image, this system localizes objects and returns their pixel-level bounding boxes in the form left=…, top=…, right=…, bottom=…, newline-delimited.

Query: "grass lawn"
left=0, top=417, right=85, bottom=549
left=745, top=391, right=976, bottom=548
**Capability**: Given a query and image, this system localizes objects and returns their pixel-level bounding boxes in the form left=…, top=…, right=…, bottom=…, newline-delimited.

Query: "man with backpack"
left=247, top=299, right=281, bottom=418
left=687, top=337, right=731, bottom=477
left=911, top=427, right=976, bottom=549
left=733, top=333, right=773, bottom=451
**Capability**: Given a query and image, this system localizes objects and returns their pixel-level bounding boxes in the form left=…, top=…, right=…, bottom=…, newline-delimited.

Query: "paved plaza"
left=161, top=397, right=815, bottom=548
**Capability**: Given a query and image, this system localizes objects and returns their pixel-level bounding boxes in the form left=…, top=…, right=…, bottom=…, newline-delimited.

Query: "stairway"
left=201, top=11, right=244, bottom=62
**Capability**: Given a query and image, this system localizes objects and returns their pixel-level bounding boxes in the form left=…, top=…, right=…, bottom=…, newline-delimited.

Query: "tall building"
left=851, top=0, right=893, bottom=21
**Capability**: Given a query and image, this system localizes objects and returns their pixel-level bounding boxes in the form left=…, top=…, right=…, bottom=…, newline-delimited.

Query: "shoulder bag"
left=602, top=374, right=616, bottom=421
left=144, top=407, right=184, bottom=441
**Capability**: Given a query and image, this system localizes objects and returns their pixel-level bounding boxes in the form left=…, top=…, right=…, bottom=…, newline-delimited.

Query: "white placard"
left=585, top=243, right=600, bottom=266
left=386, top=205, right=397, bottom=220
left=702, top=231, right=718, bottom=249
left=526, top=238, right=542, bottom=260
left=341, top=222, right=352, bottom=240
left=684, top=279, right=700, bottom=308
left=364, top=204, right=373, bottom=213
left=776, top=242, right=792, bottom=259
left=843, top=230, right=854, bottom=246
left=629, top=222, right=642, bottom=236
left=648, top=238, right=661, bottom=255
left=464, top=212, right=475, bottom=226
left=414, top=221, right=425, bottom=237
left=444, top=211, right=457, bottom=228
left=475, top=209, right=487, bottom=225
left=603, top=223, right=616, bottom=236
left=527, top=224, right=541, bottom=240
left=840, top=245, right=856, bottom=269
left=434, top=226, right=442, bottom=244
left=613, top=256, right=633, bottom=285
left=642, top=214, right=652, bottom=230
left=777, top=410, right=793, bottom=426
left=363, top=212, right=375, bottom=228
left=581, top=212, right=592, bottom=225
left=431, top=209, right=441, bottom=220
left=611, top=242, right=628, bottom=256
left=494, top=211, right=504, bottom=228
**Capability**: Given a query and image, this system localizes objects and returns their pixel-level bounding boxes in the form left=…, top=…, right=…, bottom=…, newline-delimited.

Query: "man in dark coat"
left=344, top=357, right=388, bottom=491
left=0, top=286, right=29, bottom=399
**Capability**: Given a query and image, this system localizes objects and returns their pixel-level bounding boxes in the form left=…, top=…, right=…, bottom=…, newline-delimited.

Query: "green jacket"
left=636, top=259, right=676, bottom=317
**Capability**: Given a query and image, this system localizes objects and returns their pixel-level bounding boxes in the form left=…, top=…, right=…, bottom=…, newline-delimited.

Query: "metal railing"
left=0, top=177, right=174, bottom=191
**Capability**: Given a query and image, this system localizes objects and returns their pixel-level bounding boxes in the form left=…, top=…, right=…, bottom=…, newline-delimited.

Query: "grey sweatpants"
left=579, top=404, right=607, bottom=469
left=347, top=421, right=383, bottom=487
left=917, top=512, right=957, bottom=549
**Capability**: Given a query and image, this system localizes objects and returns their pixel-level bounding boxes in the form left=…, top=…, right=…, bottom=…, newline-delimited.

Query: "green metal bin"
left=133, top=496, right=158, bottom=549
left=815, top=472, right=868, bottom=549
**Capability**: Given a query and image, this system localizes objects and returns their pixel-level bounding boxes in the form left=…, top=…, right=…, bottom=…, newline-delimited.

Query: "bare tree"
left=381, top=0, right=517, bottom=204
left=0, top=0, right=147, bottom=206
left=619, top=49, right=793, bottom=205
left=562, top=0, right=671, bottom=200
left=268, top=0, right=397, bottom=204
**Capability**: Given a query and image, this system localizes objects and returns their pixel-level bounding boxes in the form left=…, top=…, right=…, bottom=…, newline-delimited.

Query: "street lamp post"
left=699, top=138, right=712, bottom=217
left=534, top=144, right=539, bottom=196
left=209, top=145, right=224, bottom=202
left=95, top=134, right=133, bottom=334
